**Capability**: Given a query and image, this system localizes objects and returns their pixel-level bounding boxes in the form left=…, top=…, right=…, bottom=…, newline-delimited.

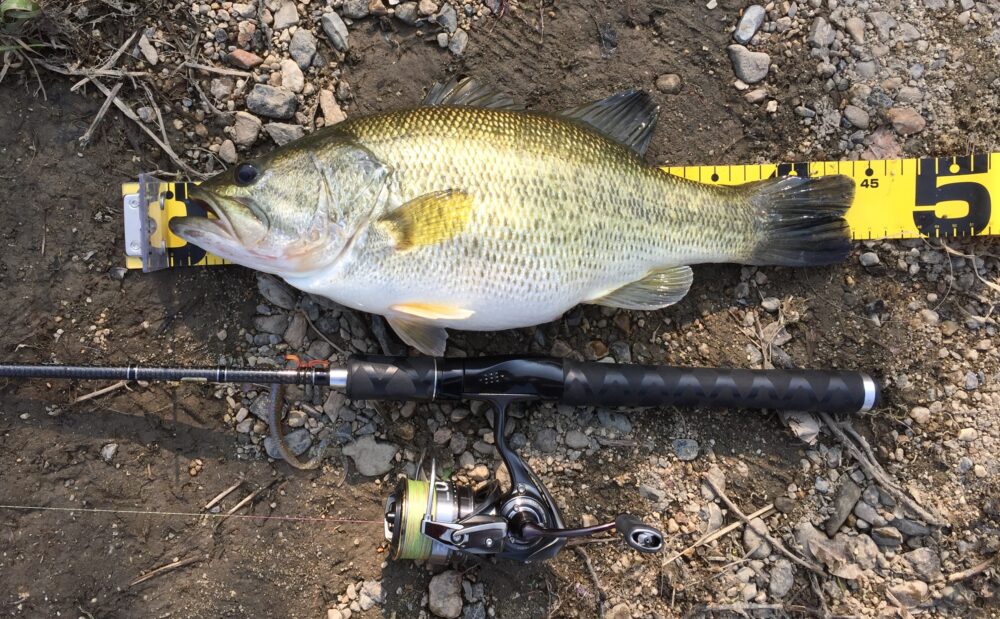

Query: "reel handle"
left=615, top=513, right=664, bottom=554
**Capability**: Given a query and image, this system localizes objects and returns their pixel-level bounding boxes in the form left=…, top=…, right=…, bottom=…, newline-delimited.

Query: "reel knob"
left=615, top=514, right=664, bottom=554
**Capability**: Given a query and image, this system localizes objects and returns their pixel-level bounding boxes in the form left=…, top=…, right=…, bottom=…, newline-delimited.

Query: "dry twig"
left=72, top=380, right=128, bottom=404
left=662, top=504, right=774, bottom=565
left=78, top=81, right=122, bottom=148
left=702, top=474, right=825, bottom=576
left=129, top=556, right=201, bottom=587
left=182, top=61, right=251, bottom=77
left=202, top=478, right=244, bottom=511
left=574, top=547, right=606, bottom=619
left=947, top=554, right=997, bottom=583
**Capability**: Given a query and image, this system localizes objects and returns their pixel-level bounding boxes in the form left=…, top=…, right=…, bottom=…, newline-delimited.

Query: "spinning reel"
left=383, top=398, right=663, bottom=562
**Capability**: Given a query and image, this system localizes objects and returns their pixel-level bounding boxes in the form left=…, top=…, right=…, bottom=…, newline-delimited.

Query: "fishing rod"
left=1, top=355, right=880, bottom=563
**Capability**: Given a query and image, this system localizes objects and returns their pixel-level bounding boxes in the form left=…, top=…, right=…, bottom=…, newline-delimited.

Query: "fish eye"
left=234, top=163, right=259, bottom=186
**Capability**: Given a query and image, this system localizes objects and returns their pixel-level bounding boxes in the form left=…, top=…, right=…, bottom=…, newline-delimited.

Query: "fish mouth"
left=168, top=186, right=262, bottom=246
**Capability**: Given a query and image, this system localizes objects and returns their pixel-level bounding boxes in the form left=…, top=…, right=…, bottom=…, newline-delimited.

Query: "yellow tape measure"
left=122, top=153, right=998, bottom=271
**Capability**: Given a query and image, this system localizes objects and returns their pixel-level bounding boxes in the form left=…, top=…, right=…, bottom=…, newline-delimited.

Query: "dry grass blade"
left=78, top=80, right=121, bottom=148
left=182, top=60, right=251, bottom=77
left=661, top=504, right=774, bottom=566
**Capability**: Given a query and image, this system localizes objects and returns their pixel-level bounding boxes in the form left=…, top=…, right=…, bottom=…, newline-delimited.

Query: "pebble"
left=825, top=478, right=861, bottom=535
left=957, top=427, right=978, bottom=442
left=233, top=111, right=263, bottom=147
left=319, top=90, right=348, bottom=125
left=395, top=2, right=419, bottom=24
left=843, top=105, right=870, bottom=129
left=743, top=518, right=771, bottom=559
left=565, top=429, right=589, bottom=449
left=655, top=73, right=682, bottom=95
left=257, top=274, right=297, bottom=310
left=436, top=3, right=457, bottom=32
left=727, top=45, right=770, bottom=84
left=886, top=107, right=926, bottom=135
left=264, top=122, right=306, bottom=145
left=858, top=251, right=880, bottom=267
left=919, top=309, right=939, bottom=325
left=448, top=29, right=469, bottom=55
left=272, top=1, right=299, bottom=29
left=700, top=502, right=724, bottom=533
left=137, top=35, right=158, bottom=65
left=639, top=484, right=665, bottom=502
left=845, top=16, right=865, bottom=43
left=761, top=297, right=780, bottom=312
left=246, top=85, right=298, bottom=120
left=428, top=571, right=463, bottom=619
left=342, top=436, right=398, bottom=476
left=598, top=409, right=632, bottom=434
left=733, top=5, right=765, bottom=44
left=769, top=559, right=794, bottom=598
left=100, top=443, right=118, bottom=462
left=341, top=0, right=370, bottom=19
left=808, top=16, right=835, bottom=47
left=888, top=581, right=929, bottom=608
left=289, top=29, right=317, bottom=69
left=909, top=406, right=930, bottom=425
left=218, top=139, right=238, bottom=164
left=870, top=526, right=903, bottom=546
left=418, top=0, right=438, bottom=15
left=322, top=11, right=350, bottom=52
left=533, top=428, right=558, bottom=453
left=227, top=49, right=263, bottom=69
left=672, top=438, right=699, bottom=461
left=264, top=428, right=312, bottom=459
left=607, top=603, right=632, bottom=619
left=773, top=496, right=795, bottom=514
left=904, top=547, right=943, bottom=581
left=280, top=59, right=304, bottom=93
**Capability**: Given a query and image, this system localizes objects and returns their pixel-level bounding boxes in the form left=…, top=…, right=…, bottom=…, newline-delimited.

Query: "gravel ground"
left=1, top=0, right=999, bottom=617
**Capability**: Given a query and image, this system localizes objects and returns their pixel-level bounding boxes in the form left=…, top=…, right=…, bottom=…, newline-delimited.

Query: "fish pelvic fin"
left=587, top=266, right=693, bottom=310
left=743, top=175, right=854, bottom=266
left=386, top=316, right=448, bottom=356
left=390, top=302, right=475, bottom=321
left=424, top=75, right=525, bottom=110
left=558, top=90, right=659, bottom=157
left=377, top=190, right=475, bottom=251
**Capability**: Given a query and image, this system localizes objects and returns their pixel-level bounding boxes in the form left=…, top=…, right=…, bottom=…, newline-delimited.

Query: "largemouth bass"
left=170, top=76, right=854, bottom=355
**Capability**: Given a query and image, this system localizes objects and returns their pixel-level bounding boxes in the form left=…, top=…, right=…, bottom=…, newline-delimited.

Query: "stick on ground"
left=129, top=556, right=201, bottom=587
left=72, top=380, right=128, bottom=404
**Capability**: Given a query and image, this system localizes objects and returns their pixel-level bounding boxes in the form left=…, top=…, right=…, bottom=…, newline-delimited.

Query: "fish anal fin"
left=390, top=302, right=475, bottom=321
left=424, top=76, right=524, bottom=110
left=385, top=316, right=449, bottom=356
left=557, top=90, right=660, bottom=157
left=589, top=266, right=693, bottom=310
left=378, top=190, right=475, bottom=251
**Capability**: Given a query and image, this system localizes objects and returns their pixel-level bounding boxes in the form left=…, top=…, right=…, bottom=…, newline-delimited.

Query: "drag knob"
left=615, top=514, right=664, bottom=554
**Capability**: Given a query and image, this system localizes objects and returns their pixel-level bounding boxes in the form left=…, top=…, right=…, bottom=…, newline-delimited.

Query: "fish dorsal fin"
left=588, top=265, right=693, bottom=310
left=386, top=316, right=449, bottom=356
left=424, top=76, right=524, bottom=110
left=558, top=90, right=659, bottom=156
left=378, top=190, right=475, bottom=251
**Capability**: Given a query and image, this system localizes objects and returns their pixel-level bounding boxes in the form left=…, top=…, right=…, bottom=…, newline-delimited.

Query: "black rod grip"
left=345, top=356, right=438, bottom=401
left=561, top=361, right=879, bottom=414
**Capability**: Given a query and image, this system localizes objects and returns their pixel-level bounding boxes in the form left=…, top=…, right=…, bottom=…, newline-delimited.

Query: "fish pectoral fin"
left=386, top=316, right=449, bottom=356
left=558, top=91, right=659, bottom=157
left=390, top=302, right=475, bottom=321
left=588, top=266, right=694, bottom=310
left=423, top=75, right=525, bottom=110
left=377, top=190, right=475, bottom=251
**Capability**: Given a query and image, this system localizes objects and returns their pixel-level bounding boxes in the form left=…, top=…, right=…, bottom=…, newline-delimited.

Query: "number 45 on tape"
left=121, top=153, right=998, bottom=272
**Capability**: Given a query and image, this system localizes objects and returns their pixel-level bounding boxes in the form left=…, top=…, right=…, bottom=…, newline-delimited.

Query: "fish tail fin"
left=744, top=174, right=855, bottom=266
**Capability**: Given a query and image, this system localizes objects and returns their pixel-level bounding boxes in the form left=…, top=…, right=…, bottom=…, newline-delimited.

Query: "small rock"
left=227, top=49, right=264, bottom=69
left=888, top=581, right=929, bottom=608
left=607, top=603, right=631, bottom=619
left=743, top=518, right=771, bottom=559
left=418, top=0, right=438, bottom=15
left=844, top=105, right=870, bottom=129
left=533, top=428, right=558, bottom=453
left=218, top=139, right=238, bottom=164
left=808, top=16, right=835, bottom=47
left=825, top=478, right=862, bottom=536
left=904, top=548, right=943, bottom=581
left=343, top=436, right=398, bottom=476
left=891, top=518, right=931, bottom=537
left=448, top=29, right=469, bottom=55
left=773, top=496, right=795, bottom=514
left=859, top=251, right=880, bottom=267
left=341, top=0, right=369, bottom=19
left=289, top=29, right=317, bottom=69
left=287, top=410, right=307, bottom=427
left=655, top=73, right=682, bottom=94
left=701, top=465, right=726, bottom=500
left=322, top=12, right=350, bottom=52
left=639, top=484, right=666, bottom=502
left=672, top=438, right=699, bottom=461
left=964, top=372, right=979, bottom=391
left=871, top=526, right=903, bottom=546
left=700, top=502, right=723, bottom=533
left=264, top=122, right=306, bottom=145
left=919, top=308, right=939, bottom=325
left=744, top=88, right=768, bottom=104
left=761, top=297, right=780, bottom=312
left=283, top=312, right=307, bottom=347
left=845, top=16, right=865, bottom=43
left=280, top=58, right=304, bottom=93
left=769, top=559, right=794, bottom=598
left=909, top=406, right=930, bottom=425
left=565, top=429, right=589, bottom=449
left=264, top=428, right=312, bottom=459
left=272, top=1, right=299, bottom=29
left=435, top=3, right=457, bottom=32
left=257, top=274, right=297, bottom=309
left=233, top=111, right=263, bottom=147
left=868, top=11, right=897, bottom=40
left=598, top=409, right=632, bottom=434
left=727, top=45, right=770, bottom=84
left=137, top=35, right=159, bottom=65
left=395, top=2, right=419, bottom=24
left=428, top=571, right=463, bottom=619
left=733, top=5, right=765, bottom=44
left=319, top=89, right=347, bottom=125
left=886, top=107, right=926, bottom=135
left=462, top=602, right=485, bottom=619
left=100, top=443, right=118, bottom=462
left=246, top=85, right=298, bottom=120
left=210, top=77, right=234, bottom=100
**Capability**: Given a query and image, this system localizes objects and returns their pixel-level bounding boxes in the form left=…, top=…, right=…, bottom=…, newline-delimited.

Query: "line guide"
left=122, top=153, right=998, bottom=271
